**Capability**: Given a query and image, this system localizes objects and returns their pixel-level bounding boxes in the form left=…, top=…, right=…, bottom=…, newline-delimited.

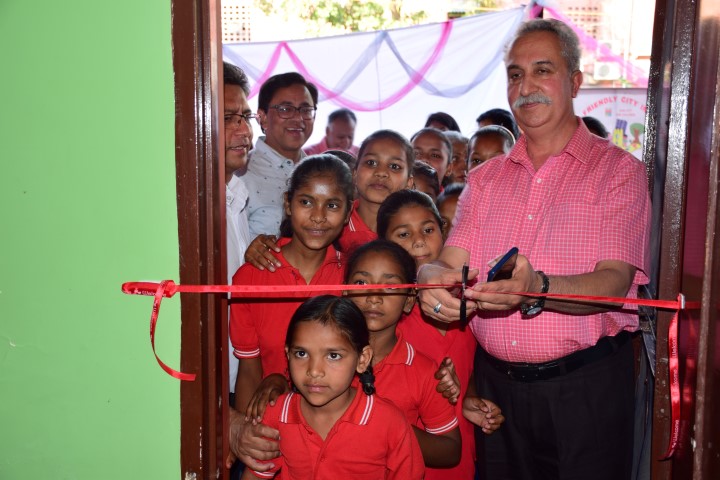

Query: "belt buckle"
left=506, top=364, right=537, bottom=382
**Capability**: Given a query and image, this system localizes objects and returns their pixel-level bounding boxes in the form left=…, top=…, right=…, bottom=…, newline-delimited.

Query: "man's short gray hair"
left=506, top=18, right=581, bottom=73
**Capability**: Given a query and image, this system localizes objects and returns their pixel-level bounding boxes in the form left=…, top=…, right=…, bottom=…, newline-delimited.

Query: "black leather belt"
left=481, top=331, right=631, bottom=382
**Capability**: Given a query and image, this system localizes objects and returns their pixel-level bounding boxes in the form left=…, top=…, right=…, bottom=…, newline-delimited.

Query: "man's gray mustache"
left=513, top=94, right=552, bottom=108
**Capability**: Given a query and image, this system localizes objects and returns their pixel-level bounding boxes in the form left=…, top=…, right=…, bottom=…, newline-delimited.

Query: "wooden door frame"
left=171, top=0, right=229, bottom=477
left=645, top=0, right=720, bottom=477
left=169, top=0, right=720, bottom=478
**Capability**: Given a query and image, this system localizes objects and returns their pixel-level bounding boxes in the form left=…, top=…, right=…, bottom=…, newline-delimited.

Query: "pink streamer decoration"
left=242, top=5, right=647, bottom=110
left=543, top=5, right=648, bottom=88
left=248, top=42, right=286, bottom=98
left=247, top=21, right=454, bottom=112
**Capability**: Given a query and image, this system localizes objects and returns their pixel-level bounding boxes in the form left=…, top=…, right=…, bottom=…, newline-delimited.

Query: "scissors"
left=459, top=263, right=469, bottom=329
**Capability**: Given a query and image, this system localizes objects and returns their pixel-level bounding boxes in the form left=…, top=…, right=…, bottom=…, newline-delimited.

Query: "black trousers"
left=475, top=339, right=634, bottom=480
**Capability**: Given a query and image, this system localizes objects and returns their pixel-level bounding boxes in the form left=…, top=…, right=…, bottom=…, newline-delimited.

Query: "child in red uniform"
left=411, top=127, right=452, bottom=185
left=412, top=161, right=441, bottom=202
left=466, top=125, right=515, bottom=173
left=437, top=182, right=465, bottom=240
left=344, top=239, right=463, bottom=470
left=377, top=190, right=504, bottom=480
left=230, top=154, right=354, bottom=414
left=243, top=295, right=424, bottom=480
left=243, top=129, right=413, bottom=265
left=339, top=129, right=415, bottom=252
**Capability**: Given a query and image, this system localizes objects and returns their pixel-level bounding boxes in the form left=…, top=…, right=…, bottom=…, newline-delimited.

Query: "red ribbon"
left=123, top=281, right=697, bottom=459
left=660, top=306, right=681, bottom=460
left=148, top=281, right=195, bottom=381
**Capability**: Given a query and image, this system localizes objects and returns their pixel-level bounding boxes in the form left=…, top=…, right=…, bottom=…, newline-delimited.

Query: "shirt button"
left=536, top=178, right=542, bottom=184
left=528, top=214, right=533, bottom=220
left=511, top=340, right=517, bottom=346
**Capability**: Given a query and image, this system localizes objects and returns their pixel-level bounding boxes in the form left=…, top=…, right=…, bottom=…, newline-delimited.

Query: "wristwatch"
left=520, top=271, right=550, bottom=316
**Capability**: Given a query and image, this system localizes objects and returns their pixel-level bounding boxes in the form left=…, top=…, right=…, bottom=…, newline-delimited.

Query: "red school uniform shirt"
left=230, top=238, right=344, bottom=377
left=447, top=119, right=651, bottom=363
left=250, top=383, right=425, bottom=480
left=374, top=329, right=459, bottom=436
left=337, top=200, right=377, bottom=253
left=399, top=305, right=478, bottom=480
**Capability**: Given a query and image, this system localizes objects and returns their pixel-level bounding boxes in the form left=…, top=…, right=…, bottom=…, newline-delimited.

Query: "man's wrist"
left=520, top=271, right=549, bottom=316
left=533, top=271, right=543, bottom=293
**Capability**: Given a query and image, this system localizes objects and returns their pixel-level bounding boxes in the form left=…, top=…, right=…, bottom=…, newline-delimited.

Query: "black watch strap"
left=520, top=271, right=550, bottom=316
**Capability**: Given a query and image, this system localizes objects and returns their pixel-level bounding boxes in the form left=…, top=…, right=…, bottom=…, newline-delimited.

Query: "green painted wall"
left=1, top=1, right=180, bottom=478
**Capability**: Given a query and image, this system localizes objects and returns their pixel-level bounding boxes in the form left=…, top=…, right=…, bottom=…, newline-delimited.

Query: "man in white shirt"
left=243, top=72, right=318, bottom=238
left=223, top=62, right=254, bottom=398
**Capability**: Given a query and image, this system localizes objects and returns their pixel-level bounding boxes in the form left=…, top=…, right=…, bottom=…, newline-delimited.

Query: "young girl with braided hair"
left=242, top=295, right=424, bottom=479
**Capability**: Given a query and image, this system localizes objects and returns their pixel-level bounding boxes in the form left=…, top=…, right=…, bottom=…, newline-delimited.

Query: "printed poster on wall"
left=574, top=88, right=648, bottom=159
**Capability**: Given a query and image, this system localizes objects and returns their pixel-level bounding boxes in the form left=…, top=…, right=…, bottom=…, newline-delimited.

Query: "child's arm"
left=414, top=355, right=463, bottom=467
left=411, top=425, right=461, bottom=468
left=434, top=357, right=461, bottom=405
left=240, top=468, right=257, bottom=480
left=235, top=357, right=264, bottom=412
left=387, top=418, right=425, bottom=479
left=462, top=373, right=505, bottom=434
left=240, top=466, right=276, bottom=480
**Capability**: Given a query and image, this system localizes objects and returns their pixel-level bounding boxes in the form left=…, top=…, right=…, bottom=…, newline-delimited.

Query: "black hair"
left=582, top=116, right=609, bottom=139
left=475, top=108, right=520, bottom=140
left=411, top=128, right=453, bottom=165
left=356, top=129, right=415, bottom=172
left=258, top=72, right=319, bottom=112
left=324, top=149, right=357, bottom=171
left=223, top=62, right=250, bottom=96
left=376, top=190, right=442, bottom=240
left=285, top=295, right=375, bottom=395
left=279, top=154, right=354, bottom=238
left=443, top=130, right=469, bottom=146
left=412, top=161, right=441, bottom=198
left=469, top=125, right=516, bottom=152
left=437, top=182, right=464, bottom=206
left=424, top=112, right=461, bottom=132
left=344, top=240, right=417, bottom=394
left=344, top=239, right=417, bottom=287
left=328, top=108, right=357, bottom=124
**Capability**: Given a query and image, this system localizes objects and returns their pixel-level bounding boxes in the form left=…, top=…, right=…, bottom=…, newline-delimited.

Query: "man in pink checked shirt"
left=418, top=19, right=651, bottom=480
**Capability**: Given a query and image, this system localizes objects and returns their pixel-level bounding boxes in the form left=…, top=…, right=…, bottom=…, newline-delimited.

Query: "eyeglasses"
left=224, top=113, right=258, bottom=130
left=269, top=104, right=317, bottom=120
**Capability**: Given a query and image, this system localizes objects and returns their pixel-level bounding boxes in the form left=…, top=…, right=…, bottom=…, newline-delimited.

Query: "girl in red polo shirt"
left=230, top=155, right=353, bottom=415
left=243, top=129, right=414, bottom=265
left=344, top=239, right=463, bottom=471
left=338, top=129, right=415, bottom=252
left=377, top=190, right=504, bottom=480
left=243, top=295, right=424, bottom=480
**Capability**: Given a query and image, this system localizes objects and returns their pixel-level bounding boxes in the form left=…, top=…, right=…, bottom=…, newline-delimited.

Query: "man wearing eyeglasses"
left=243, top=72, right=319, bottom=238
left=223, top=64, right=256, bottom=480
left=223, top=62, right=255, bottom=282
